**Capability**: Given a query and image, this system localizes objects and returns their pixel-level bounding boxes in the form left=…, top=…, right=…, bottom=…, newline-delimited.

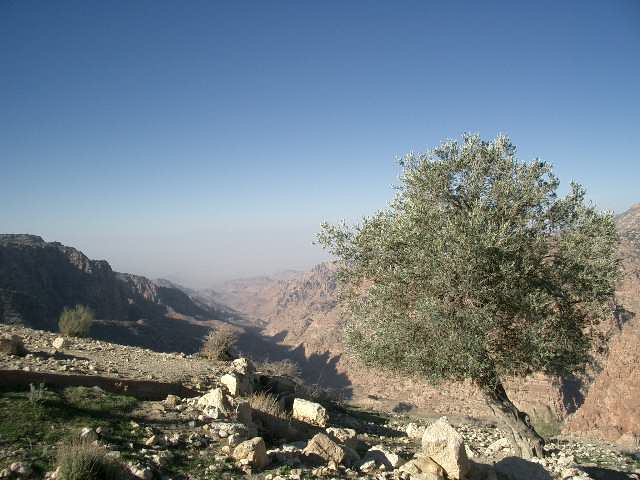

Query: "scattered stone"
left=359, top=459, right=376, bottom=473
left=9, top=462, right=32, bottom=476
left=232, top=437, right=269, bottom=469
left=197, top=387, right=231, bottom=417
left=79, top=427, right=98, bottom=442
left=421, top=417, right=470, bottom=480
left=292, top=398, right=328, bottom=426
left=164, top=394, right=179, bottom=408
left=232, top=357, right=255, bottom=375
left=399, top=455, right=447, bottom=478
left=364, top=444, right=403, bottom=469
left=484, top=437, right=512, bottom=457
left=220, top=373, right=251, bottom=396
left=406, top=422, right=427, bottom=439
left=129, top=465, right=153, bottom=480
left=0, top=334, right=26, bottom=356
left=326, top=427, right=359, bottom=449
left=303, top=433, right=346, bottom=465
left=52, top=336, right=66, bottom=350
left=145, top=435, right=158, bottom=446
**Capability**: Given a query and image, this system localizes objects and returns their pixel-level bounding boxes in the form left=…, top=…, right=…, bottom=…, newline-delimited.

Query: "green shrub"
left=58, top=305, right=94, bottom=337
left=200, top=327, right=236, bottom=361
left=56, top=440, right=128, bottom=480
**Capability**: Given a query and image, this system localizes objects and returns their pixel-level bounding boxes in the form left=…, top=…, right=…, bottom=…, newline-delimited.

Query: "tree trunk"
left=483, top=380, right=546, bottom=458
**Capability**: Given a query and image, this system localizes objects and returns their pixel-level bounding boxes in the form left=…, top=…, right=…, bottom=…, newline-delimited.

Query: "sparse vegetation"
left=258, top=359, right=301, bottom=379
left=248, top=391, right=289, bottom=420
left=319, top=134, right=621, bottom=458
left=56, top=440, right=128, bottom=480
left=58, top=305, right=94, bottom=338
left=0, top=386, right=139, bottom=473
left=200, top=327, right=237, bottom=361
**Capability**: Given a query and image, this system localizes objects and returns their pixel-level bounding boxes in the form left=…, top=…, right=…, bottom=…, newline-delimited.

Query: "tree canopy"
left=318, top=134, right=620, bottom=392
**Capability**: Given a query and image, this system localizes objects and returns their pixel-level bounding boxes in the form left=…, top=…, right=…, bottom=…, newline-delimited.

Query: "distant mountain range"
left=215, top=204, right=640, bottom=444
left=2, top=203, right=639, bottom=443
left=0, top=234, right=237, bottom=352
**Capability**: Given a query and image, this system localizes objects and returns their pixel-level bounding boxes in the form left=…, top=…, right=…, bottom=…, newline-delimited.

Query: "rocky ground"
left=1, top=327, right=640, bottom=480
left=0, top=324, right=223, bottom=388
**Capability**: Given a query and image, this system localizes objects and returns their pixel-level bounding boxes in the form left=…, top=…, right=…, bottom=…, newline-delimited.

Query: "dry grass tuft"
left=258, top=359, right=301, bottom=379
left=56, top=440, right=128, bottom=480
left=200, top=327, right=237, bottom=361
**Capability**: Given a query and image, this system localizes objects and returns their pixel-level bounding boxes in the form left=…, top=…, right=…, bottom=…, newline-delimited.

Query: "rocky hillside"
left=2, top=325, right=638, bottom=480
left=0, top=234, right=234, bottom=352
left=563, top=205, right=640, bottom=443
left=218, top=204, right=640, bottom=445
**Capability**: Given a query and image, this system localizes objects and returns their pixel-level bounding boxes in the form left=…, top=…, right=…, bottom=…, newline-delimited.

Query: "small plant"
left=56, top=440, right=128, bottom=480
left=258, top=359, right=301, bottom=379
left=200, top=327, right=237, bottom=361
left=248, top=391, right=289, bottom=420
left=28, top=382, right=47, bottom=405
left=58, top=305, right=94, bottom=338
left=248, top=391, right=296, bottom=441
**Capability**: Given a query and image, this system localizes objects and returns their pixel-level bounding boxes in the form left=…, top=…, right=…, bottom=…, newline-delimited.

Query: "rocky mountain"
left=218, top=204, right=640, bottom=445
left=563, top=204, right=640, bottom=443
left=0, top=234, right=233, bottom=352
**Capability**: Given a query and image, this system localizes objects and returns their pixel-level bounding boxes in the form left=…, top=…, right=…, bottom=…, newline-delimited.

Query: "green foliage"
left=0, top=386, right=138, bottom=473
left=318, top=134, right=621, bottom=390
left=58, top=304, right=94, bottom=337
left=56, top=440, right=128, bottom=480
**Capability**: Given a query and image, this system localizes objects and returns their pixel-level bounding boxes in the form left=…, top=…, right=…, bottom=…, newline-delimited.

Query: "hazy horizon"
left=2, top=2, right=639, bottom=286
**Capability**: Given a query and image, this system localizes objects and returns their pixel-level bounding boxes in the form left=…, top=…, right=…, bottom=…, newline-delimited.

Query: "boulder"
left=220, top=373, right=252, bottom=396
left=363, top=444, right=403, bottom=469
left=52, top=336, right=66, bottom=350
left=303, top=433, right=345, bottom=465
left=406, top=422, right=427, bottom=439
left=232, top=437, right=269, bottom=469
left=292, top=398, right=328, bottom=427
left=232, top=357, right=255, bottom=375
left=79, top=427, right=98, bottom=442
left=484, top=437, right=512, bottom=457
left=494, top=457, right=551, bottom=480
left=326, top=427, right=359, bottom=450
left=164, top=394, right=179, bottom=408
left=197, top=388, right=232, bottom=417
left=399, top=455, right=446, bottom=478
left=0, top=334, right=26, bottom=356
left=421, top=417, right=470, bottom=480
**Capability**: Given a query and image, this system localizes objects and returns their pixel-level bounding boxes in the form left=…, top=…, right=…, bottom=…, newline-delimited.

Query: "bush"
left=56, top=440, right=128, bottom=480
left=258, top=359, right=301, bottom=379
left=200, top=327, right=237, bottom=361
left=58, top=305, right=94, bottom=338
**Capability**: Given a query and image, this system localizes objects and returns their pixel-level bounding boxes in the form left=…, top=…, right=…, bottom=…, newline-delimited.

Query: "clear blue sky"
left=1, top=1, right=639, bottom=286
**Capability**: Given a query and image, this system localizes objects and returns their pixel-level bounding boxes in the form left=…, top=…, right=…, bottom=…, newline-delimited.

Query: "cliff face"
left=563, top=204, right=640, bottom=442
left=0, top=235, right=228, bottom=352
left=0, top=235, right=133, bottom=329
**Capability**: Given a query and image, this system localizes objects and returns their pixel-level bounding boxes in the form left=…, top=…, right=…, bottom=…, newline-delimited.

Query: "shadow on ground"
left=235, top=326, right=353, bottom=399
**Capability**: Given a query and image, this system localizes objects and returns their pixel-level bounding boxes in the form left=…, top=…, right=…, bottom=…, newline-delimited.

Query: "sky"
left=1, top=1, right=639, bottom=287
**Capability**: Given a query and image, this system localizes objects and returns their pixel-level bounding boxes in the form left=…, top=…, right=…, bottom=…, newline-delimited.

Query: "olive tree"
left=318, top=134, right=620, bottom=458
